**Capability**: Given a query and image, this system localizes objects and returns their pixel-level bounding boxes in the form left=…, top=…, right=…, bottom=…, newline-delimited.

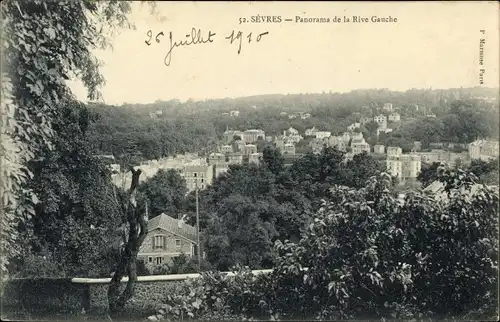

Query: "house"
left=227, top=153, right=244, bottom=165
left=468, top=139, right=499, bottom=161
left=351, top=132, right=364, bottom=141
left=305, top=127, right=317, bottom=137
left=373, top=144, right=385, bottom=154
left=430, top=142, right=444, bottom=149
left=243, top=144, right=258, bottom=156
left=138, top=213, right=197, bottom=266
left=383, top=103, right=393, bottom=111
left=416, top=150, right=470, bottom=165
left=386, top=153, right=421, bottom=179
left=249, top=152, right=262, bottom=165
left=413, top=141, right=422, bottom=152
left=284, top=128, right=303, bottom=143
left=328, top=136, right=347, bottom=151
left=387, top=146, right=402, bottom=157
left=374, top=115, right=387, bottom=129
left=182, top=164, right=214, bottom=191
left=208, top=152, right=226, bottom=165
left=314, top=131, right=331, bottom=139
left=220, top=145, right=233, bottom=154
left=286, top=127, right=299, bottom=136
left=283, top=143, right=296, bottom=155
left=232, top=140, right=246, bottom=153
left=347, top=123, right=360, bottom=132
left=351, top=137, right=370, bottom=155
left=301, top=113, right=311, bottom=119
left=222, top=129, right=244, bottom=144
left=388, top=113, right=400, bottom=122
left=342, top=132, right=351, bottom=143
left=242, top=129, right=266, bottom=143
left=229, top=110, right=240, bottom=117
left=360, top=117, right=372, bottom=125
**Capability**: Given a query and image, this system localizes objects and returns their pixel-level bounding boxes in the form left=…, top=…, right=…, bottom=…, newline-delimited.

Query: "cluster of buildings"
left=222, top=128, right=266, bottom=144
left=110, top=153, right=215, bottom=193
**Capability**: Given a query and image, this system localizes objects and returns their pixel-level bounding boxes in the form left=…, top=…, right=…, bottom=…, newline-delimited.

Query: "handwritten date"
left=145, top=28, right=269, bottom=66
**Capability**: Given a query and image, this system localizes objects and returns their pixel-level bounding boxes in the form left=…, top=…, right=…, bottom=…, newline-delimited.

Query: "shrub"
left=150, top=169, right=498, bottom=320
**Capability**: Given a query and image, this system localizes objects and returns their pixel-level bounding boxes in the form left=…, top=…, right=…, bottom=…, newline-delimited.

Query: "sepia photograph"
left=1, top=0, right=499, bottom=321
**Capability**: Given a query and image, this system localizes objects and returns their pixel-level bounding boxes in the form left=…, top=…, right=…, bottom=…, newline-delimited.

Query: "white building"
left=305, top=127, right=317, bottom=137
left=383, top=103, right=393, bottom=111
left=182, top=164, right=214, bottom=192
left=386, top=154, right=421, bottom=179
left=468, top=139, right=500, bottom=161
left=249, top=152, right=262, bottom=165
left=347, top=123, right=361, bottom=132
left=387, top=146, right=403, bottom=157
left=229, top=110, right=240, bottom=117
left=388, top=112, right=400, bottom=122
left=373, top=145, right=385, bottom=154
left=351, top=137, right=370, bottom=155
left=374, top=115, right=387, bottom=129
left=314, top=131, right=332, bottom=139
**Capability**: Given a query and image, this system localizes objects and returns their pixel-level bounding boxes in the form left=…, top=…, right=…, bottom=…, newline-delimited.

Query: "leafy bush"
left=150, top=169, right=498, bottom=321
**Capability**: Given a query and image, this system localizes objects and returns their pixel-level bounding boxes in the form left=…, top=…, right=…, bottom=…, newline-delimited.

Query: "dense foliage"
left=150, top=169, right=499, bottom=321
left=187, top=147, right=383, bottom=271
left=138, top=169, right=188, bottom=217
left=10, top=102, right=123, bottom=278
left=418, top=159, right=499, bottom=188
left=1, top=0, right=137, bottom=284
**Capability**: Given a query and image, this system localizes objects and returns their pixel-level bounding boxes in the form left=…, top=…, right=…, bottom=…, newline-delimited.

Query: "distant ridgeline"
left=86, top=87, right=499, bottom=163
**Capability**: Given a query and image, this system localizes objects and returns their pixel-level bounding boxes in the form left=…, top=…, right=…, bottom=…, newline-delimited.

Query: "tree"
left=107, top=168, right=148, bottom=315
left=342, top=152, right=383, bottom=188
left=262, top=146, right=285, bottom=175
left=271, top=169, right=498, bottom=320
left=9, top=101, right=123, bottom=278
left=0, top=0, right=138, bottom=285
left=417, top=162, right=442, bottom=188
left=139, top=169, right=188, bottom=217
left=467, top=159, right=499, bottom=185
left=204, top=195, right=278, bottom=271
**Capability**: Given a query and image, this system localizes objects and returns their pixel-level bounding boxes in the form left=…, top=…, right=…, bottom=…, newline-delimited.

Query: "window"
left=155, top=257, right=163, bottom=265
left=201, top=184, right=204, bottom=188
left=194, top=173, right=197, bottom=177
left=153, top=235, right=166, bottom=250
left=201, top=178, right=204, bottom=183
left=148, top=257, right=153, bottom=263
left=175, top=239, right=181, bottom=247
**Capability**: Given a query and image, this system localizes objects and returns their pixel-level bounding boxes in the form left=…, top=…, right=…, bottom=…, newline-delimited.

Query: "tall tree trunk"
left=107, top=168, right=148, bottom=316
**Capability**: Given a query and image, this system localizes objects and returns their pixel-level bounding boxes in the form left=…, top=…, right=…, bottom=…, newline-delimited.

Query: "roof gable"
left=148, top=213, right=197, bottom=242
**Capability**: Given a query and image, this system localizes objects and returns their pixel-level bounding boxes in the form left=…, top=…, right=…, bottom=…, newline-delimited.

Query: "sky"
left=68, top=1, right=499, bottom=105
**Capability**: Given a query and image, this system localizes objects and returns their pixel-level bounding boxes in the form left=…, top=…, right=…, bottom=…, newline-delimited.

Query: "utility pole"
left=195, top=177, right=201, bottom=272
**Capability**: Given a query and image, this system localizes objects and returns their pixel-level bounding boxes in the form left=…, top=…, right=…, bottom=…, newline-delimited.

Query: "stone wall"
left=1, top=270, right=273, bottom=317
left=1, top=278, right=90, bottom=315
left=88, top=280, right=183, bottom=315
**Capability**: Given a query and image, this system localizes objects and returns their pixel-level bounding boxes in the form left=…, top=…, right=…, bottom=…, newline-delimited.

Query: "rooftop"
left=148, top=213, right=197, bottom=243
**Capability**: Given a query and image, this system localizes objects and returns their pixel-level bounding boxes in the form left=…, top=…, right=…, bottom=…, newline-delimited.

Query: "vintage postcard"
left=1, top=1, right=499, bottom=321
